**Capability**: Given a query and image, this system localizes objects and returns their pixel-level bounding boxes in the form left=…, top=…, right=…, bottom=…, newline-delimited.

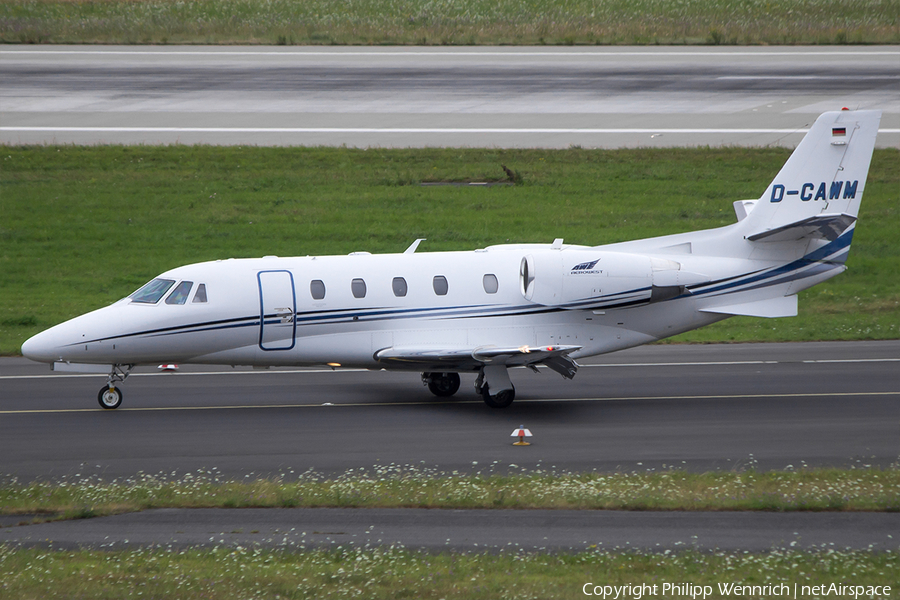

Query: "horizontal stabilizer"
left=700, top=295, right=798, bottom=318
left=747, top=213, right=856, bottom=243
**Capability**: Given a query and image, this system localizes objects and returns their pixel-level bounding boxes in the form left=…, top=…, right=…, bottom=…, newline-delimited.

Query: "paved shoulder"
left=2, top=508, right=897, bottom=552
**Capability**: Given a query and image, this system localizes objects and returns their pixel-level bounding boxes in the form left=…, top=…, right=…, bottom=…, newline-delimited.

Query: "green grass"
left=0, top=545, right=897, bottom=599
left=3, top=145, right=896, bottom=597
left=1, top=145, right=898, bottom=354
left=2, top=466, right=897, bottom=597
left=2, top=467, right=898, bottom=517
left=1, top=0, right=898, bottom=45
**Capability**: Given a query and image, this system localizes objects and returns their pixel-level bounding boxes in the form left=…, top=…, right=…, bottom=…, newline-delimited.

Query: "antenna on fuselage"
left=404, top=238, right=426, bottom=254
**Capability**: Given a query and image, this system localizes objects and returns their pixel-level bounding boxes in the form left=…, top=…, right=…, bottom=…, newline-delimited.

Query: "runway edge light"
left=511, top=425, right=533, bottom=446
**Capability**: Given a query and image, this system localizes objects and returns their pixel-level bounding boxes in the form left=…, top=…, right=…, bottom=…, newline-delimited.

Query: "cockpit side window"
left=165, top=281, right=194, bottom=305
left=192, top=283, right=208, bottom=303
left=130, top=278, right=176, bottom=304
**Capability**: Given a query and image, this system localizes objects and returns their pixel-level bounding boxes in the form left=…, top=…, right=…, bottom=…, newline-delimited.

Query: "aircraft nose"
left=21, top=328, right=62, bottom=364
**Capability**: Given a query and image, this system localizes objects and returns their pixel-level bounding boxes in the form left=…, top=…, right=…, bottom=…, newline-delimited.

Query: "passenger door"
left=258, top=270, right=296, bottom=351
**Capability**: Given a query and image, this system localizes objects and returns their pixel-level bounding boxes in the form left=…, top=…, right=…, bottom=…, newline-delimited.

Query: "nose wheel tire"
left=425, top=372, right=461, bottom=397
left=481, top=384, right=515, bottom=408
left=98, top=385, right=123, bottom=409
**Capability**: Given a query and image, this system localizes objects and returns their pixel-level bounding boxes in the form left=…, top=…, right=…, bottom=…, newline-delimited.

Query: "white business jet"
left=22, top=110, right=881, bottom=409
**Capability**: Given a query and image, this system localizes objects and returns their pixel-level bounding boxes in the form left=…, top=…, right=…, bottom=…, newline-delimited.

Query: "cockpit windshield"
left=130, top=278, right=176, bottom=304
left=165, top=281, right=193, bottom=305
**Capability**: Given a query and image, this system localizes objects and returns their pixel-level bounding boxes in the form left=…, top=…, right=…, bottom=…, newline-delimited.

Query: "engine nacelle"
left=521, top=250, right=694, bottom=309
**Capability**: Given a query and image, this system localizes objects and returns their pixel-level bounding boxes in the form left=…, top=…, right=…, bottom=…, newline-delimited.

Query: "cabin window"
left=310, top=280, right=326, bottom=300
left=351, top=278, right=367, bottom=299
left=483, top=274, right=499, bottom=294
left=165, top=281, right=194, bottom=305
left=192, top=283, right=208, bottom=303
left=130, top=278, right=175, bottom=304
left=432, top=275, right=449, bottom=296
left=392, top=277, right=408, bottom=297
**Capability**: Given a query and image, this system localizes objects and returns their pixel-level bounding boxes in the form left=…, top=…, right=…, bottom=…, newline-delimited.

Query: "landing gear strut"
left=98, top=364, right=133, bottom=409
left=475, top=365, right=516, bottom=408
left=478, top=383, right=516, bottom=408
left=423, top=372, right=461, bottom=397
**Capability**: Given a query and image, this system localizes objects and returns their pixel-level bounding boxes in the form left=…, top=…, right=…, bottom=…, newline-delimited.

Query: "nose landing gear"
left=97, top=364, right=134, bottom=409
left=98, top=385, right=123, bottom=409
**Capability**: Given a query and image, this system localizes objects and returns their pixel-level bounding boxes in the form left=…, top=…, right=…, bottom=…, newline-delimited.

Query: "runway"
left=2, top=46, right=898, bottom=148
left=2, top=341, right=898, bottom=482
left=2, top=340, right=898, bottom=552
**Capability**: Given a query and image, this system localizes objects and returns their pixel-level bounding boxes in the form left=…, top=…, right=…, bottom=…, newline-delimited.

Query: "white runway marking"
left=4, top=127, right=899, bottom=135
left=3, top=49, right=899, bottom=57
left=3, top=358, right=898, bottom=380
left=718, top=75, right=900, bottom=80
left=0, top=368, right=366, bottom=380
left=0, top=390, right=897, bottom=414
left=584, top=358, right=900, bottom=367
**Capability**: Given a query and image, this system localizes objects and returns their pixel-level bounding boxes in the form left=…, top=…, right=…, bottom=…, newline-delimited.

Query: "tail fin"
left=741, top=109, right=881, bottom=253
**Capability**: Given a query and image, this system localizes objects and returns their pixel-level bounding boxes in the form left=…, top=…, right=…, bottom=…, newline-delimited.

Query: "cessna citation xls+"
left=22, top=109, right=881, bottom=409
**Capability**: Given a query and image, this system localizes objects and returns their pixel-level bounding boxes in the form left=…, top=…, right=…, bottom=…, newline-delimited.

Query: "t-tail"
left=738, top=109, right=881, bottom=265
left=604, top=109, right=881, bottom=269
left=619, top=109, right=883, bottom=321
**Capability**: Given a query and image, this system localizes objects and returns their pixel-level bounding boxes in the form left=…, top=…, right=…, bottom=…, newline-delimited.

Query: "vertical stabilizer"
left=743, top=109, right=881, bottom=242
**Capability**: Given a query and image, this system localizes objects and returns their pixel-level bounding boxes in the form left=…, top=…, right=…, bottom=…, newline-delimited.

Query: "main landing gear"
left=98, top=364, right=133, bottom=409
left=474, top=365, right=515, bottom=408
left=478, top=383, right=516, bottom=408
left=422, top=372, right=461, bottom=397
left=422, top=367, right=516, bottom=408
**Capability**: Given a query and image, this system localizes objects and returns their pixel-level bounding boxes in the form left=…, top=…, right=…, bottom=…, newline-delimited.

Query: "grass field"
left=1, top=0, right=898, bottom=45
left=0, top=545, right=896, bottom=599
left=1, top=467, right=897, bottom=598
left=2, top=145, right=897, bottom=596
left=1, top=145, right=898, bottom=355
left=2, top=467, right=899, bottom=517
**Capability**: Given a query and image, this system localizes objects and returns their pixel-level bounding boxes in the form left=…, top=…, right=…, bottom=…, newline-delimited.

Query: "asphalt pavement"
left=2, top=508, right=897, bottom=553
left=2, top=341, right=897, bottom=480
left=2, top=341, right=898, bottom=552
left=2, top=46, right=898, bottom=147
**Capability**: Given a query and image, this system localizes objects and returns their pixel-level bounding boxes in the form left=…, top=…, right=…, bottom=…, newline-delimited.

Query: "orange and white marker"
left=511, top=425, right=533, bottom=446
left=158, top=364, right=179, bottom=372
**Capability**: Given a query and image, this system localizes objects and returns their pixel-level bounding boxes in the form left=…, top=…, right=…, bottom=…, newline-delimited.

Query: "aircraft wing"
left=374, top=344, right=581, bottom=379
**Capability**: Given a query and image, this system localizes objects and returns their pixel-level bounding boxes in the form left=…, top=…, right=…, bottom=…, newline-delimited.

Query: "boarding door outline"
left=258, top=270, right=296, bottom=351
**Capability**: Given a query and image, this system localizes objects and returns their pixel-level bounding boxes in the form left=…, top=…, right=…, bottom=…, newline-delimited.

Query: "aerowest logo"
left=770, top=180, right=858, bottom=203
left=570, top=259, right=602, bottom=275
